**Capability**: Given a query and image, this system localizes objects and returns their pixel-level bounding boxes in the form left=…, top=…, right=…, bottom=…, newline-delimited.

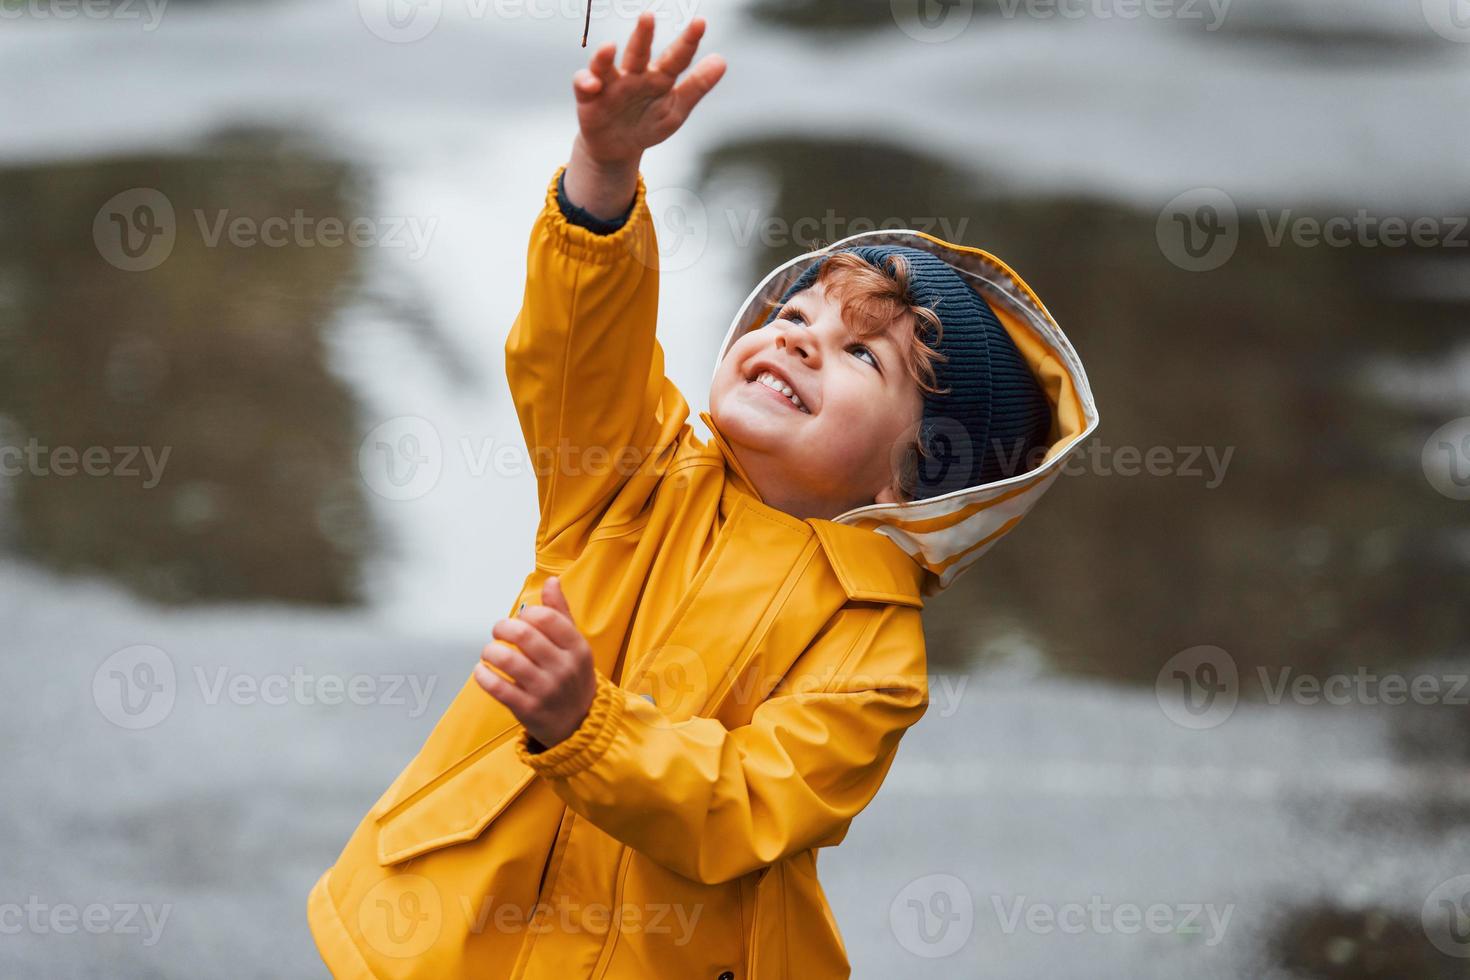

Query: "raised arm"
left=504, top=14, right=726, bottom=562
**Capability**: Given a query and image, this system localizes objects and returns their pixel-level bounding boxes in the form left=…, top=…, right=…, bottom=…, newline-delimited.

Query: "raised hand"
left=563, top=13, right=726, bottom=220
left=573, top=13, right=725, bottom=165
left=475, top=576, right=599, bottom=750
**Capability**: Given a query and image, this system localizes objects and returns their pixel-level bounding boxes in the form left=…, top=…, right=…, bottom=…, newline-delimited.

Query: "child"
left=307, top=13, right=1099, bottom=979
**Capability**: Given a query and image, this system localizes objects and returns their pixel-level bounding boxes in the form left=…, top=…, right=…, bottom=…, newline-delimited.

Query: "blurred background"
left=2, top=0, right=1469, bottom=976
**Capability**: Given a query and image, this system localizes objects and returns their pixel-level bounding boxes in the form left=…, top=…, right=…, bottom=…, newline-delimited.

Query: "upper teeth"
left=755, top=371, right=809, bottom=413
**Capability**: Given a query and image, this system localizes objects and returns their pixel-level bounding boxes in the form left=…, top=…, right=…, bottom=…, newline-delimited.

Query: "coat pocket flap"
left=374, top=738, right=536, bottom=867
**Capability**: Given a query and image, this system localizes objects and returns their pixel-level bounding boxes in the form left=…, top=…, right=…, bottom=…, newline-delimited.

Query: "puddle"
left=0, top=128, right=384, bottom=604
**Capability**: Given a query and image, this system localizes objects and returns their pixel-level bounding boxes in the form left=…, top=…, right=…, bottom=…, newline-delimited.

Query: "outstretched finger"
left=670, top=52, right=726, bottom=119
left=588, top=40, right=617, bottom=83
left=620, top=10, right=655, bottom=74
left=573, top=68, right=603, bottom=102
left=651, top=16, right=705, bottom=78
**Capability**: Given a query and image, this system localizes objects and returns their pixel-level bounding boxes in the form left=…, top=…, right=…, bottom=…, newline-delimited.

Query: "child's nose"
left=775, top=329, right=816, bottom=364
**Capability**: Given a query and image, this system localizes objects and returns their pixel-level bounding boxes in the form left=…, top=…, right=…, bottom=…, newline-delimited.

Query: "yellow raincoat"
left=307, top=164, right=1099, bottom=979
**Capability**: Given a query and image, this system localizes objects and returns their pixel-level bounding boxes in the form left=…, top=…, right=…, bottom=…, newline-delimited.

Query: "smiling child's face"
left=708, top=277, right=925, bottom=520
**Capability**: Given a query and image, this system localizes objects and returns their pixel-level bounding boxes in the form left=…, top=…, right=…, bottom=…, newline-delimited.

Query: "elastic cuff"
left=516, top=670, right=626, bottom=779
left=557, top=167, right=635, bottom=234
left=541, top=164, right=653, bottom=266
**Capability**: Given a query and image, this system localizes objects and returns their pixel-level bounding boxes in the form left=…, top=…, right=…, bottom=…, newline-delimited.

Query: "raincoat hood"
left=709, top=230, right=1100, bottom=596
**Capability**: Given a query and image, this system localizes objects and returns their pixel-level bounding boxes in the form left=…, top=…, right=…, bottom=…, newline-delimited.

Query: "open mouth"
left=747, top=370, right=811, bottom=414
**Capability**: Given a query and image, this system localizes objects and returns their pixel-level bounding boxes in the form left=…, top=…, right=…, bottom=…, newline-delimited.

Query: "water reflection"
left=1268, top=904, right=1463, bottom=979
left=0, top=127, right=378, bottom=604
left=745, top=0, right=1444, bottom=56
left=696, top=135, right=1470, bottom=689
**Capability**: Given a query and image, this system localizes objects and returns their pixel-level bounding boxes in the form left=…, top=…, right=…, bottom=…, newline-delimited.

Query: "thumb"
left=541, top=575, right=573, bottom=621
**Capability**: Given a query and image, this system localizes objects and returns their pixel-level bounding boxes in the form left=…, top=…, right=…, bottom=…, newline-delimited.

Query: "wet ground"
left=2, top=1, right=1468, bottom=976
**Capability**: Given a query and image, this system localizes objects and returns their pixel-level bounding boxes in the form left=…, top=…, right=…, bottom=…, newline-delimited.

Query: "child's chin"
left=716, top=404, right=796, bottom=446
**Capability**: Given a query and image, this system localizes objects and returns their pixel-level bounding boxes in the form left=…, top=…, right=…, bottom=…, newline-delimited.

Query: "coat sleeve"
left=504, top=164, right=690, bottom=563
left=514, top=604, right=930, bottom=885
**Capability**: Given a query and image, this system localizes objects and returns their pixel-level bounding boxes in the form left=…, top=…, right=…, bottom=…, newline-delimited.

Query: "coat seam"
left=590, top=846, right=634, bottom=977
left=821, top=609, right=886, bottom=695
left=705, top=537, right=822, bottom=710
left=618, top=494, right=744, bottom=686
left=537, top=242, right=579, bottom=556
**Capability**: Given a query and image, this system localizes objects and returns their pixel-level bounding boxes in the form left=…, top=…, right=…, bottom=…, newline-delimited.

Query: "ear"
left=874, top=483, right=905, bottom=506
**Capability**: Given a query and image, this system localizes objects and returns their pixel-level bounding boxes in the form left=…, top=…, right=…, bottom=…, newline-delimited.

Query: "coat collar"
left=697, top=411, right=924, bottom=609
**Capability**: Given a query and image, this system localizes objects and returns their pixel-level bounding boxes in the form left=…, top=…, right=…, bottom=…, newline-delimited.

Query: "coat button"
left=717, top=973, right=735, bottom=980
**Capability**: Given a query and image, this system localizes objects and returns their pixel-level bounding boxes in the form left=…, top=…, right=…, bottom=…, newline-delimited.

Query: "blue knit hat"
left=761, top=244, right=1053, bottom=500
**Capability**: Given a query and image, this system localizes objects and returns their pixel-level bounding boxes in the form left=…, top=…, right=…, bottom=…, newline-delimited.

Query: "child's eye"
left=774, top=307, right=879, bottom=371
